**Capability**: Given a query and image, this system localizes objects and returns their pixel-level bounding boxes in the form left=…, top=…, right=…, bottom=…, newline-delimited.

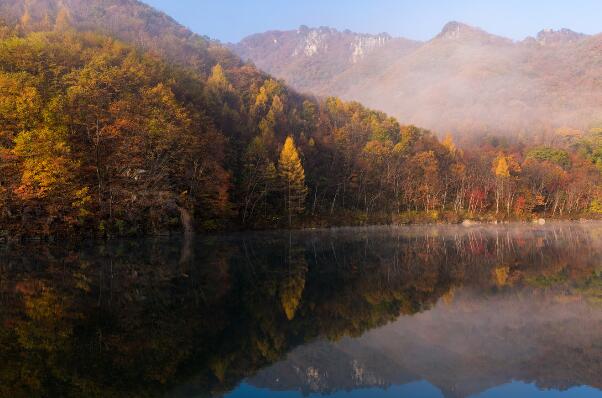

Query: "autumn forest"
left=0, top=1, right=601, bottom=239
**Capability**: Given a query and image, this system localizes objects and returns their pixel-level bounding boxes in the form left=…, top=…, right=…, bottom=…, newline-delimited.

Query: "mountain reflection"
left=250, top=289, right=602, bottom=398
left=0, top=223, right=601, bottom=397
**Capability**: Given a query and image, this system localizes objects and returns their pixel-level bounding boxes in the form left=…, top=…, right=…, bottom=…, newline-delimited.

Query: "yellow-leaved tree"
left=494, top=155, right=510, bottom=178
left=278, top=136, right=307, bottom=225
left=492, top=153, right=521, bottom=216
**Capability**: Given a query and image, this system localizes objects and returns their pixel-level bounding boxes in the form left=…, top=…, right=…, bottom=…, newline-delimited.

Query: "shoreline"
left=2, top=217, right=602, bottom=244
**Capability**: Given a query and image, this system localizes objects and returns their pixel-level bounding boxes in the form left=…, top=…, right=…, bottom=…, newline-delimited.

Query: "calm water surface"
left=1, top=222, right=601, bottom=397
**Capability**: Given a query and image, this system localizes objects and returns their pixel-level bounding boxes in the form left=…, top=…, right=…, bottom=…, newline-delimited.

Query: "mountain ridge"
left=229, top=25, right=419, bottom=90
left=434, top=21, right=509, bottom=43
left=232, top=22, right=601, bottom=139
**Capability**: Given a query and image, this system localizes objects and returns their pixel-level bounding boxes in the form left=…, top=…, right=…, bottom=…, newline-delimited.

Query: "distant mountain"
left=230, top=26, right=419, bottom=91
left=232, top=23, right=602, bottom=139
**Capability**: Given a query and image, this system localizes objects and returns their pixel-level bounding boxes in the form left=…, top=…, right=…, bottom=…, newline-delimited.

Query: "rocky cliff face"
left=230, top=26, right=417, bottom=92
left=288, top=26, right=392, bottom=61
left=235, top=26, right=393, bottom=62
left=535, top=28, right=587, bottom=45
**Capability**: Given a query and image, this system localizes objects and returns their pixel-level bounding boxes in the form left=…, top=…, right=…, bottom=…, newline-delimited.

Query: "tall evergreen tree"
left=278, top=136, right=307, bottom=225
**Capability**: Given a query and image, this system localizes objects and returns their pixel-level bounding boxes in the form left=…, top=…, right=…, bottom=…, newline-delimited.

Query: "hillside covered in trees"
left=0, top=0, right=601, bottom=238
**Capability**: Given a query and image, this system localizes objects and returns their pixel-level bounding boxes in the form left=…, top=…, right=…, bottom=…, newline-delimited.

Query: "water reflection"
left=0, top=223, right=601, bottom=397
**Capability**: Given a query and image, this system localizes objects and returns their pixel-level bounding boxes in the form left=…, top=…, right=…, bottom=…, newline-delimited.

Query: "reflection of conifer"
left=280, top=235, right=308, bottom=320
left=494, top=265, right=510, bottom=286
left=280, top=265, right=307, bottom=320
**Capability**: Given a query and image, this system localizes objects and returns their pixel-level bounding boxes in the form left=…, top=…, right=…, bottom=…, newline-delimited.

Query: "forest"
left=0, top=4, right=601, bottom=238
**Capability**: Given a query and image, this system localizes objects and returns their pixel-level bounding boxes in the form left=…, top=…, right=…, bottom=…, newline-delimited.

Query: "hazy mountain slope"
left=233, top=22, right=602, bottom=138
left=342, top=22, right=602, bottom=138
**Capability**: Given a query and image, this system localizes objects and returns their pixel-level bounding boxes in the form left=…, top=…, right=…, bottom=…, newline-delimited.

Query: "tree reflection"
left=0, top=223, right=600, bottom=397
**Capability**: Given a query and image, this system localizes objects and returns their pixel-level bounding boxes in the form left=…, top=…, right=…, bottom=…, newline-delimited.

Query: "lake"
left=1, top=222, right=601, bottom=397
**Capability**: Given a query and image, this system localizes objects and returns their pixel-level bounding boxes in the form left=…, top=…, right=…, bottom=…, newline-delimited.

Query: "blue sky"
left=143, top=0, right=602, bottom=43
